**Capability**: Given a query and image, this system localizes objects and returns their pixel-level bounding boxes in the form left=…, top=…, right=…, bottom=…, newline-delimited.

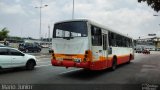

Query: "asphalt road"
left=0, top=52, right=160, bottom=90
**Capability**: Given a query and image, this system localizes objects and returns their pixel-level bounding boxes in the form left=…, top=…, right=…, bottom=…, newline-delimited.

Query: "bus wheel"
left=127, top=55, right=132, bottom=64
left=111, top=58, right=117, bottom=71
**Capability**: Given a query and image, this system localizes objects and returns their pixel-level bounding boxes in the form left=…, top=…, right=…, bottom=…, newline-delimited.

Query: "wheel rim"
left=112, top=59, right=117, bottom=70
left=113, top=62, right=116, bottom=69
left=27, top=62, right=34, bottom=70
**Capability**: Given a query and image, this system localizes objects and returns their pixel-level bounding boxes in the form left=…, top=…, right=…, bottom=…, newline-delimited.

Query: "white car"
left=0, top=44, right=5, bottom=47
left=0, top=47, right=37, bottom=70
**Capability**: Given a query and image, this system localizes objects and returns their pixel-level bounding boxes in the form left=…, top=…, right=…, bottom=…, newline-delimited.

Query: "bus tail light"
left=83, top=58, right=87, bottom=62
left=85, top=50, right=89, bottom=54
left=84, top=50, right=90, bottom=62
left=52, top=50, right=55, bottom=59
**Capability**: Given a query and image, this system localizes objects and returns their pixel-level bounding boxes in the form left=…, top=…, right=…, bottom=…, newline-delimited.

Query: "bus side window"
left=108, top=32, right=116, bottom=47
left=103, top=34, right=108, bottom=50
left=91, top=25, right=102, bottom=46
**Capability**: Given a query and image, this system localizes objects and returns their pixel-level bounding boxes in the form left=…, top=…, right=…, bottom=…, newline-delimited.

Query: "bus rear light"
left=85, top=51, right=89, bottom=54
left=52, top=53, right=55, bottom=57
left=85, top=55, right=88, bottom=58
left=52, top=50, right=55, bottom=56
left=83, top=58, right=87, bottom=62
left=53, top=56, right=56, bottom=59
left=84, top=50, right=92, bottom=62
left=52, top=50, right=55, bottom=59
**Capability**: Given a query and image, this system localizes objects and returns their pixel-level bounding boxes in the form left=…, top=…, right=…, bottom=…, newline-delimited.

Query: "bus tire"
left=127, top=55, right=132, bottom=64
left=0, top=66, right=2, bottom=70
left=111, top=57, right=117, bottom=71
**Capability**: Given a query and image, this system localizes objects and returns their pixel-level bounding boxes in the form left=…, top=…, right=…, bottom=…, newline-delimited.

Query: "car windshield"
left=53, top=21, right=88, bottom=38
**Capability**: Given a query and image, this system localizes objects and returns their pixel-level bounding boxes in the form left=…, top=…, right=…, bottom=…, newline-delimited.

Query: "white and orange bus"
left=51, top=19, right=134, bottom=70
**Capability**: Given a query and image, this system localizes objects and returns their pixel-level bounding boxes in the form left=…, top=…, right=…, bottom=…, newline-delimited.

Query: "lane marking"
left=36, top=64, right=52, bottom=67
left=37, top=61, right=51, bottom=63
left=37, top=58, right=51, bottom=61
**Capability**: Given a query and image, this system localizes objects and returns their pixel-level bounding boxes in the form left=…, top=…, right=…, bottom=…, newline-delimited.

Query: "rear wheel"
left=111, top=58, right=117, bottom=71
left=127, top=55, right=132, bottom=64
left=38, top=49, right=41, bottom=53
left=0, top=66, right=2, bottom=71
left=26, top=61, right=35, bottom=70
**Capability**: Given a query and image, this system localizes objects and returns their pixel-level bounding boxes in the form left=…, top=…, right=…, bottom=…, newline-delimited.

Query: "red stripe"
left=51, top=59, right=90, bottom=69
left=51, top=54, right=134, bottom=70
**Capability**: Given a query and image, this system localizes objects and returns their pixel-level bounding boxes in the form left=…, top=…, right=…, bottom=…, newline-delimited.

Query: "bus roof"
left=54, top=19, right=133, bottom=39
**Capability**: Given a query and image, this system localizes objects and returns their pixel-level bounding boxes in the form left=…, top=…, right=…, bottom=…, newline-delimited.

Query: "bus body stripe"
left=51, top=54, right=134, bottom=70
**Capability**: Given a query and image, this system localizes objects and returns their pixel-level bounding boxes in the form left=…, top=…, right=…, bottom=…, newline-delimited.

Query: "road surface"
left=0, top=52, right=160, bottom=90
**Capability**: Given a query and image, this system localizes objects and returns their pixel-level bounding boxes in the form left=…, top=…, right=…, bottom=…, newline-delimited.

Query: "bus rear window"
left=53, top=21, right=88, bottom=38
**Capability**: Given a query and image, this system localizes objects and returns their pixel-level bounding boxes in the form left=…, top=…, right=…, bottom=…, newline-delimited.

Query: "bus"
left=51, top=19, right=134, bottom=70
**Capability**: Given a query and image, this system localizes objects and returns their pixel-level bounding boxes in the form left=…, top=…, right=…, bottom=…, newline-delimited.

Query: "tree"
left=0, top=27, right=9, bottom=41
left=138, top=0, right=160, bottom=12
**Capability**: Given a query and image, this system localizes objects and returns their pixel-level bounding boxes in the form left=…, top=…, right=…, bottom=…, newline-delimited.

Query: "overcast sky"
left=0, top=0, right=160, bottom=39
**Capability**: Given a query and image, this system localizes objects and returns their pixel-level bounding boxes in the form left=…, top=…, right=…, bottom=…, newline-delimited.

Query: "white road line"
left=36, top=58, right=51, bottom=61
left=36, top=64, right=52, bottom=67
left=37, top=61, right=51, bottom=63
left=59, top=69, right=81, bottom=74
left=37, top=57, right=51, bottom=59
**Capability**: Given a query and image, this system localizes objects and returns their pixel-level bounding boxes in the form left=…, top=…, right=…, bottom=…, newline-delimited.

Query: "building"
left=135, top=37, right=160, bottom=51
left=153, top=37, right=160, bottom=50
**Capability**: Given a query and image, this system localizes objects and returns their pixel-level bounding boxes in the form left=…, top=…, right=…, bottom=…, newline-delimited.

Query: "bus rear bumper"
left=51, top=59, right=90, bottom=68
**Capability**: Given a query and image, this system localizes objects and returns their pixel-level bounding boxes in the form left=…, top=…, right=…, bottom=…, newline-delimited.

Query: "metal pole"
left=72, top=0, right=74, bottom=19
left=48, top=25, right=50, bottom=42
left=40, top=0, right=42, bottom=40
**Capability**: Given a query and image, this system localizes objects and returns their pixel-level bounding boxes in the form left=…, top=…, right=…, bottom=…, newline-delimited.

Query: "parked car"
left=156, top=48, right=160, bottom=51
left=135, top=48, right=143, bottom=53
left=0, top=44, right=5, bottom=47
left=18, top=43, right=41, bottom=53
left=0, top=47, right=37, bottom=70
left=142, top=49, right=150, bottom=54
left=48, top=47, right=53, bottom=53
left=48, top=44, right=53, bottom=53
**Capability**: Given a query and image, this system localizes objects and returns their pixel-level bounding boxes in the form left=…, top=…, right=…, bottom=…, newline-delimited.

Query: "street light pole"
left=72, top=0, right=75, bottom=19
left=48, top=25, right=50, bottom=42
left=40, top=0, right=42, bottom=40
left=35, top=0, right=48, bottom=40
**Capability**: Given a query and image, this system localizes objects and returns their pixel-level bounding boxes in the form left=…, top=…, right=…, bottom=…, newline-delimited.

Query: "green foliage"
left=138, top=0, right=160, bottom=12
left=0, top=27, right=9, bottom=41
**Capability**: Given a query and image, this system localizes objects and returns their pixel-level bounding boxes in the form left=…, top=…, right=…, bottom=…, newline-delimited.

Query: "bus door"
left=91, top=26, right=103, bottom=61
left=102, top=30, right=108, bottom=62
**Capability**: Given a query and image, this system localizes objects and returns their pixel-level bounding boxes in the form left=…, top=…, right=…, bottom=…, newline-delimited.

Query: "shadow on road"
left=60, top=69, right=111, bottom=80
left=0, top=68, right=36, bottom=75
left=59, top=63, right=132, bottom=81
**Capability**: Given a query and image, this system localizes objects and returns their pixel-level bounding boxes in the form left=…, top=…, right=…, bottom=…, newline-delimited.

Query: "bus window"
left=108, top=32, right=116, bottom=47
left=56, top=29, right=63, bottom=37
left=103, top=34, right=108, bottom=50
left=53, top=21, right=87, bottom=38
left=91, top=26, right=102, bottom=46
